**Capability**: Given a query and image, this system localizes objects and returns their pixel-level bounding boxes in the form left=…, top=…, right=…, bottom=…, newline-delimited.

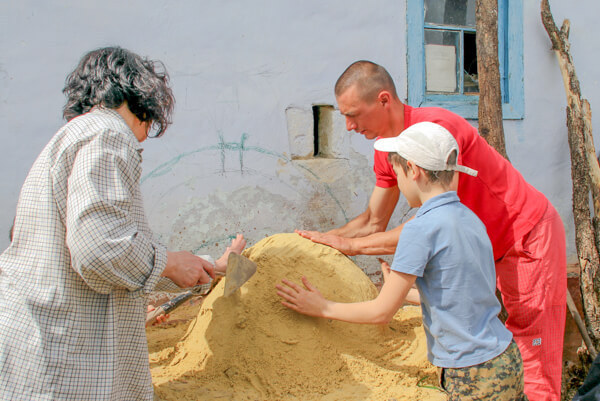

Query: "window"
left=407, top=0, right=524, bottom=119
left=285, top=105, right=348, bottom=160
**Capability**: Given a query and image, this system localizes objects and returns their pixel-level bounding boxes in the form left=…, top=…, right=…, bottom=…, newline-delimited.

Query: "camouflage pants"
left=438, top=341, right=528, bottom=401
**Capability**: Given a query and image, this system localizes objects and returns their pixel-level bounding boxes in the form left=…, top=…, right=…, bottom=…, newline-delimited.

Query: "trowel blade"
left=224, top=253, right=257, bottom=297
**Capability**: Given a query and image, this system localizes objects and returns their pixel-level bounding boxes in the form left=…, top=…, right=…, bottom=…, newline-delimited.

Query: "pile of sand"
left=149, top=233, right=443, bottom=401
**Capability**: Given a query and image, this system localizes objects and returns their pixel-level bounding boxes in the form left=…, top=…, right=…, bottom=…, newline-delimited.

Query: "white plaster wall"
left=0, top=0, right=596, bottom=270
left=511, top=1, right=600, bottom=263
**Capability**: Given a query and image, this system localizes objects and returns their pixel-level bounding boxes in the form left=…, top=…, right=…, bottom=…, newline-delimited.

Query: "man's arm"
left=346, top=224, right=406, bottom=255
left=332, top=185, right=400, bottom=237
left=297, top=185, right=402, bottom=255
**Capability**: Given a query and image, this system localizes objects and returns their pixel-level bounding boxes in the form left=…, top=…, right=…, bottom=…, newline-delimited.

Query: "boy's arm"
left=276, top=271, right=417, bottom=325
left=379, top=257, right=421, bottom=305
left=404, top=288, right=421, bottom=305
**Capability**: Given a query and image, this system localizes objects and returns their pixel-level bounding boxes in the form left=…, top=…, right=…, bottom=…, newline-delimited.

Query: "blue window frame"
left=407, top=0, right=524, bottom=119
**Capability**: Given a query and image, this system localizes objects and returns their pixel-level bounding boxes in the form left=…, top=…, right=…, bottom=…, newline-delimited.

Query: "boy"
left=277, top=122, right=527, bottom=400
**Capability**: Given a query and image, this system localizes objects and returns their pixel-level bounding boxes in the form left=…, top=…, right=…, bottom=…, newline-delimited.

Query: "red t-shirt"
left=375, top=105, right=548, bottom=260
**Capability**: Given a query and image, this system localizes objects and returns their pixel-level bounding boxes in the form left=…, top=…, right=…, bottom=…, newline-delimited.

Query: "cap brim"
left=374, top=137, right=399, bottom=153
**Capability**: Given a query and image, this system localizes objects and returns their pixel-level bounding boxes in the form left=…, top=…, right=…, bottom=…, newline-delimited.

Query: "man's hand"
left=295, top=229, right=322, bottom=240
left=162, top=251, right=215, bottom=288
left=276, top=277, right=330, bottom=318
left=295, top=230, right=356, bottom=255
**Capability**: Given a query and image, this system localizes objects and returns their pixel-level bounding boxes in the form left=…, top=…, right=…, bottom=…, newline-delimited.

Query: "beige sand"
left=148, top=233, right=445, bottom=401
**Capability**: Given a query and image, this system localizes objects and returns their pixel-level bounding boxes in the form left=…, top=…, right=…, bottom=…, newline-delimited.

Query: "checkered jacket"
left=0, top=107, right=178, bottom=400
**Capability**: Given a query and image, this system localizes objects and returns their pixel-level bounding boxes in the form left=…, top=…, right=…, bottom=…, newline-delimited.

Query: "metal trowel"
left=223, top=253, right=257, bottom=296
left=146, top=253, right=257, bottom=326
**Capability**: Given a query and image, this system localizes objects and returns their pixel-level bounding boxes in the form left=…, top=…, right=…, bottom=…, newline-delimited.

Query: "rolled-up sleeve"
left=64, top=130, right=166, bottom=295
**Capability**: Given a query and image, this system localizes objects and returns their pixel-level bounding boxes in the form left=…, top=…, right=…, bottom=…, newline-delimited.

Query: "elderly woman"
left=0, top=47, right=244, bottom=400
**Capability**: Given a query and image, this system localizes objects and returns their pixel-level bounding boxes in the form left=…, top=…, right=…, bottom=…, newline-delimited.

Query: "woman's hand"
left=162, top=251, right=215, bottom=288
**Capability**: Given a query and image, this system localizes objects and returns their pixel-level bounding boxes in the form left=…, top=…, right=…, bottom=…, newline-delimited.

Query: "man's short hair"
left=335, top=60, right=398, bottom=102
left=62, top=47, right=175, bottom=138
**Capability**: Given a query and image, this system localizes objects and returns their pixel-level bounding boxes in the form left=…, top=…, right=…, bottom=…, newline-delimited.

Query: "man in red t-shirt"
left=297, top=60, right=566, bottom=401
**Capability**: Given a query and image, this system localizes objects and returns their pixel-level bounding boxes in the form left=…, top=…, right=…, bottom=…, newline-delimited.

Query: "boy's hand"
left=276, top=277, right=329, bottom=318
left=215, top=234, right=246, bottom=274
left=378, top=257, right=391, bottom=282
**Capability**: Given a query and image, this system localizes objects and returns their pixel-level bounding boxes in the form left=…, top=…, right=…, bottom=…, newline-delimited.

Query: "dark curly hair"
left=62, top=46, right=175, bottom=138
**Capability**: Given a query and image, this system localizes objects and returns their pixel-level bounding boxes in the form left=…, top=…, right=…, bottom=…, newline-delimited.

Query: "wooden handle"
left=146, top=272, right=226, bottom=326
left=145, top=305, right=167, bottom=326
left=146, top=291, right=193, bottom=325
left=566, top=289, right=598, bottom=359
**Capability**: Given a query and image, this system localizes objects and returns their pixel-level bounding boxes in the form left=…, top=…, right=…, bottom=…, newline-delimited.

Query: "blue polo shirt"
left=392, top=191, right=512, bottom=368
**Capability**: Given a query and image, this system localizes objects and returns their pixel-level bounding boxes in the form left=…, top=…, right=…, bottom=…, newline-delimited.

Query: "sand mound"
left=150, top=233, right=443, bottom=401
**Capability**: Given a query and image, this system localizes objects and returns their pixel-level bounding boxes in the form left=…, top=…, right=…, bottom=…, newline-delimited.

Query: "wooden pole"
left=475, top=0, right=510, bottom=322
left=567, top=290, right=598, bottom=359
left=476, top=0, right=509, bottom=160
left=541, top=0, right=600, bottom=351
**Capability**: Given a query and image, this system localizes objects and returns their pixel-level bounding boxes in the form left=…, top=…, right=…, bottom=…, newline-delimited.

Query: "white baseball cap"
left=374, top=122, right=478, bottom=177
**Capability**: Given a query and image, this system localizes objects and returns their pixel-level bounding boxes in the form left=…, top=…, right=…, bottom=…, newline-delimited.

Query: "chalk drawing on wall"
left=142, top=132, right=349, bottom=221
left=141, top=132, right=411, bottom=277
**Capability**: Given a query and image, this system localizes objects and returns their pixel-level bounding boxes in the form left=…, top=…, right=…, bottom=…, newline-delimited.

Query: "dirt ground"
left=146, top=238, right=593, bottom=401
left=147, top=234, right=445, bottom=401
left=147, top=300, right=444, bottom=401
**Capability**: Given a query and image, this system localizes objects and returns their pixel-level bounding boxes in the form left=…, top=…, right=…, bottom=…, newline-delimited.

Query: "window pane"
left=463, top=31, right=479, bottom=93
left=425, top=29, right=459, bottom=93
left=424, top=0, right=476, bottom=28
